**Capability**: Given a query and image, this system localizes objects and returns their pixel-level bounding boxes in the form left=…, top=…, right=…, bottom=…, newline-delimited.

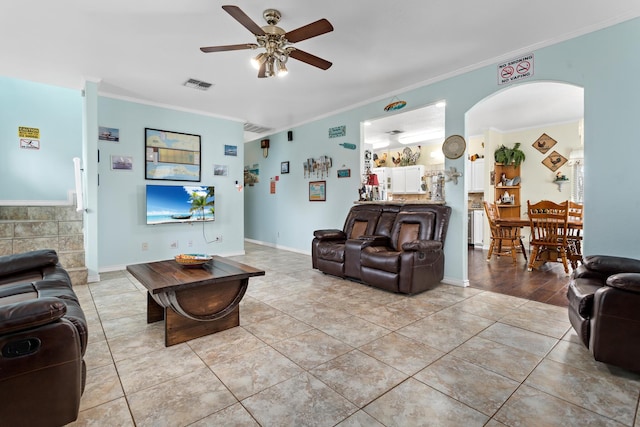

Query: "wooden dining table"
left=495, top=216, right=583, bottom=269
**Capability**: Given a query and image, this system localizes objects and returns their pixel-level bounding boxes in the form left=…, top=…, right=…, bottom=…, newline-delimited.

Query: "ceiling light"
left=399, top=130, right=445, bottom=145
left=276, top=59, right=288, bottom=77
left=264, top=58, right=275, bottom=77
left=251, top=53, right=267, bottom=70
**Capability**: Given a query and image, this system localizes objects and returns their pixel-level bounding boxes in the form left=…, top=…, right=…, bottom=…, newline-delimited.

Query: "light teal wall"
left=244, top=118, right=362, bottom=252
left=97, top=97, right=245, bottom=270
left=245, top=18, right=640, bottom=285
left=0, top=77, right=82, bottom=201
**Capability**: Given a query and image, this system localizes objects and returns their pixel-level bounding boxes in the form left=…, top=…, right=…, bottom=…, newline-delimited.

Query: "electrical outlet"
left=170, top=240, right=178, bottom=249
left=141, top=242, right=148, bottom=251
left=188, top=240, right=193, bottom=247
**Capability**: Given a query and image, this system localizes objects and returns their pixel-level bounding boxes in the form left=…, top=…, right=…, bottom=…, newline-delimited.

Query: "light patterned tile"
left=364, top=378, right=488, bottom=426
left=495, top=385, right=624, bottom=427
left=271, top=329, right=353, bottom=370
left=79, top=364, right=123, bottom=411
left=479, top=322, right=558, bottom=357
left=69, top=397, right=134, bottom=427
left=547, top=339, right=640, bottom=380
left=358, top=332, right=444, bottom=376
left=116, top=344, right=205, bottom=395
left=242, top=373, right=357, bottom=427
left=188, top=326, right=267, bottom=366
left=314, top=314, right=391, bottom=347
left=127, top=367, right=237, bottom=427
left=335, top=410, right=385, bottom=427
left=498, top=310, right=571, bottom=339
left=209, top=346, right=304, bottom=400
left=243, top=313, right=314, bottom=344
left=414, top=355, right=520, bottom=416
left=189, top=403, right=259, bottom=427
left=397, top=308, right=494, bottom=352
left=310, top=350, right=408, bottom=407
left=524, top=359, right=639, bottom=425
left=83, top=338, right=113, bottom=370
left=451, top=336, right=543, bottom=382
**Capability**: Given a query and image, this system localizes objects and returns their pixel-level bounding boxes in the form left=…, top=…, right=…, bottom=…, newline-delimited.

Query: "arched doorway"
left=464, top=81, right=584, bottom=306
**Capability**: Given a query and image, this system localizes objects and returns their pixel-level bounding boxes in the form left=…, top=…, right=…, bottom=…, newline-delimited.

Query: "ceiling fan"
left=200, top=5, right=334, bottom=78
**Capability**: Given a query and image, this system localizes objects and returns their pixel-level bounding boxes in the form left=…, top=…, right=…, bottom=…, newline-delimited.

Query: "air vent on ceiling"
left=386, top=130, right=404, bottom=135
left=244, top=123, right=273, bottom=134
left=183, top=78, right=213, bottom=91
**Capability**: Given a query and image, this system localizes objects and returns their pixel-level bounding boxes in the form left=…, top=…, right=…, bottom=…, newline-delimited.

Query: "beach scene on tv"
left=146, top=185, right=215, bottom=225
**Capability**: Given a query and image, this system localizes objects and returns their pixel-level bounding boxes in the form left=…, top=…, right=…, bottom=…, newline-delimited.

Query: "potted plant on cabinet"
left=494, top=143, right=526, bottom=167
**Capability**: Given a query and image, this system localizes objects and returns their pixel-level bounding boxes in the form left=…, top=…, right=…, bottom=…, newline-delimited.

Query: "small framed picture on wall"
left=281, top=161, right=290, bottom=174
left=309, top=181, right=326, bottom=201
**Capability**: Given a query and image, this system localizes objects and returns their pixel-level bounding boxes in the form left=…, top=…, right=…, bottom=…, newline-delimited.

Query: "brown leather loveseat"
left=312, top=203, right=451, bottom=294
left=567, top=254, right=640, bottom=373
left=0, top=249, right=88, bottom=427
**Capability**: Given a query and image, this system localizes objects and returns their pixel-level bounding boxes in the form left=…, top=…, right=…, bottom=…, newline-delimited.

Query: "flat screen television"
left=146, top=185, right=215, bottom=225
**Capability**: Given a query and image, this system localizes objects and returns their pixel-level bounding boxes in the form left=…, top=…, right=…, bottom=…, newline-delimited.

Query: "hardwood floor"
left=467, top=246, right=571, bottom=308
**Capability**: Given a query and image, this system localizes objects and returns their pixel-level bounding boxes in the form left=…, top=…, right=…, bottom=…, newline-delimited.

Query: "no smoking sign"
left=497, top=53, right=534, bottom=85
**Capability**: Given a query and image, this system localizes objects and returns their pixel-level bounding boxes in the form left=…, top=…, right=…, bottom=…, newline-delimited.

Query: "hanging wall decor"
left=145, top=128, right=201, bottom=182
left=542, top=151, right=568, bottom=172
left=309, top=181, right=326, bottom=201
left=328, top=126, right=346, bottom=138
left=532, top=133, right=557, bottom=154
left=303, top=156, right=332, bottom=179
left=384, top=96, right=407, bottom=111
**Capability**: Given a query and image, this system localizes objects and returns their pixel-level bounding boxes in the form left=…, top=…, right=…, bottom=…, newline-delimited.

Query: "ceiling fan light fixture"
left=264, top=57, right=275, bottom=77
left=276, top=59, right=288, bottom=77
left=251, top=52, right=267, bottom=70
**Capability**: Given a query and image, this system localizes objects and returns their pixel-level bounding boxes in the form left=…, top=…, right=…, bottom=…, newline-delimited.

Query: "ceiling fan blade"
left=222, top=5, right=266, bottom=36
left=289, top=49, right=332, bottom=70
left=200, top=43, right=258, bottom=53
left=285, top=19, right=333, bottom=43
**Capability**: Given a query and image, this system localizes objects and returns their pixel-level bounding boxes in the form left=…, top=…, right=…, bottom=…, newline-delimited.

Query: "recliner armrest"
left=0, top=250, right=58, bottom=278
left=313, top=229, right=346, bottom=240
left=402, top=240, right=443, bottom=252
left=583, top=255, right=640, bottom=275
left=606, top=273, right=640, bottom=294
left=0, top=297, right=67, bottom=335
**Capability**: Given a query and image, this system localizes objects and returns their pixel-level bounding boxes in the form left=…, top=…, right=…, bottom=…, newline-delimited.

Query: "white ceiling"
left=1, top=1, right=637, bottom=141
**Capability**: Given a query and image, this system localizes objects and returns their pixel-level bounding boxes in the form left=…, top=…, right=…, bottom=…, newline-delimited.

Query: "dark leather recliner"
left=0, top=249, right=88, bottom=427
left=567, top=255, right=640, bottom=373
left=312, top=204, right=451, bottom=294
left=361, top=211, right=445, bottom=294
left=312, top=204, right=384, bottom=277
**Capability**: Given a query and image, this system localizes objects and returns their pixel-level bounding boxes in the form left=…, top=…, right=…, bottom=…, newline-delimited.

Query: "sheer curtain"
left=570, top=149, right=584, bottom=203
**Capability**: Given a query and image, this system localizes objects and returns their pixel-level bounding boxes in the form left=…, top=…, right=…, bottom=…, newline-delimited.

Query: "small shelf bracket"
left=554, top=180, right=569, bottom=192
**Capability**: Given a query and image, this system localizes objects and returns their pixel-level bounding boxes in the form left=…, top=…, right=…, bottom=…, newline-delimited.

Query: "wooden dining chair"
left=567, top=201, right=583, bottom=268
left=527, top=200, right=570, bottom=274
left=483, top=201, right=526, bottom=265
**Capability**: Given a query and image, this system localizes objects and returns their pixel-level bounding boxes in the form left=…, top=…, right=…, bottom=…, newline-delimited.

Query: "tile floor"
left=68, top=243, right=640, bottom=426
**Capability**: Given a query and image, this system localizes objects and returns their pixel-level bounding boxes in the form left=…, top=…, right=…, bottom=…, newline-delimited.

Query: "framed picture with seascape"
left=309, top=181, right=326, bottom=201
left=145, top=128, right=201, bottom=182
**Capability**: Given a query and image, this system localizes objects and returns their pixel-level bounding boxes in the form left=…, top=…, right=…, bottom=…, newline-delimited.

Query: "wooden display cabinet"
left=494, top=163, right=521, bottom=218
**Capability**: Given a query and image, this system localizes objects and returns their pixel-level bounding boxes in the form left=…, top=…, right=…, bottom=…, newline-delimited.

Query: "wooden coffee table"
left=126, top=256, right=265, bottom=346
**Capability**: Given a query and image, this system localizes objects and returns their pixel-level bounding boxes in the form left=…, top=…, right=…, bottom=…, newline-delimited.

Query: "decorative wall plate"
left=542, top=150, right=568, bottom=172
left=442, top=135, right=466, bottom=159
left=533, top=133, right=557, bottom=154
